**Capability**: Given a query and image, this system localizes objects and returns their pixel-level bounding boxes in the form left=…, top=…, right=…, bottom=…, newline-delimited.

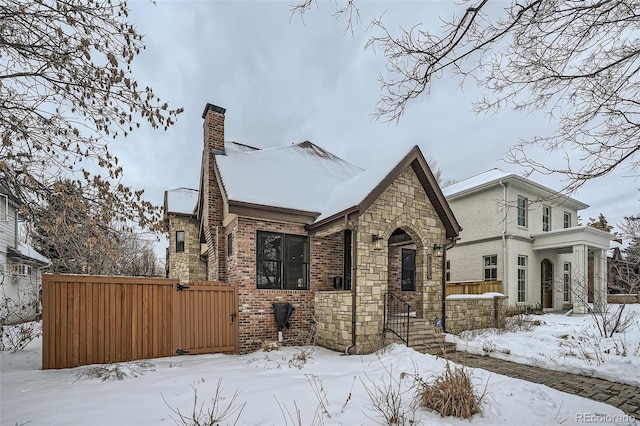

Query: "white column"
left=593, top=248, right=607, bottom=313
left=572, top=244, right=589, bottom=314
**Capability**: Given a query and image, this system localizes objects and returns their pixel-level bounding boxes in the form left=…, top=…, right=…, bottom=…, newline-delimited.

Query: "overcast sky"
left=116, top=1, right=638, bottom=252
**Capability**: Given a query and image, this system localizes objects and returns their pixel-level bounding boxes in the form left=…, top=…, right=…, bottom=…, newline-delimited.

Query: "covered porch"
left=532, top=226, right=611, bottom=314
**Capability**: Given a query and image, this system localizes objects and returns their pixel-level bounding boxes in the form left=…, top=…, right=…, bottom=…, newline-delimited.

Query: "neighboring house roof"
left=164, top=187, right=199, bottom=216
left=215, top=141, right=461, bottom=239
left=7, top=242, right=50, bottom=266
left=442, top=168, right=589, bottom=210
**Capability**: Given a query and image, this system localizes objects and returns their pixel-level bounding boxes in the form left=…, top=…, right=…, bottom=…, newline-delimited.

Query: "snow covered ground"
left=1, top=305, right=639, bottom=425
left=448, top=303, right=640, bottom=388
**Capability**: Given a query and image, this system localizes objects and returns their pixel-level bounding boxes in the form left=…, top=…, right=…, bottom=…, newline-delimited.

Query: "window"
left=517, top=196, right=528, bottom=227
left=401, top=249, right=416, bottom=291
left=175, top=231, right=185, bottom=253
left=0, top=193, right=7, bottom=221
left=256, top=231, right=309, bottom=290
left=517, top=256, right=527, bottom=303
left=563, top=262, right=571, bottom=302
left=563, top=212, right=571, bottom=229
left=343, top=229, right=352, bottom=291
left=542, top=206, right=551, bottom=232
left=483, top=255, right=497, bottom=281
left=445, top=260, right=451, bottom=282
left=227, top=233, right=233, bottom=257
left=10, top=262, right=31, bottom=277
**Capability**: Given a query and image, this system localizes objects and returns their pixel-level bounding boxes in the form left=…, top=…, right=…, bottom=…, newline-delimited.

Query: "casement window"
left=542, top=206, right=551, bottom=232
left=563, top=262, right=571, bottom=302
left=401, top=248, right=416, bottom=291
left=445, top=260, right=451, bottom=282
left=517, top=196, right=528, bottom=227
left=227, top=233, right=233, bottom=257
left=483, top=255, right=497, bottom=281
left=517, top=256, right=527, bottom=303
left=256, top=231, right=309, bottom=290
left=563, top=212, right=572, bottom=229
left=175, top=231, right=185, bottom=253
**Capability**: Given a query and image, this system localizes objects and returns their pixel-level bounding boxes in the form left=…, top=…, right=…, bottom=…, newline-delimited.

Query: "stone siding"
left=167, top=215, right=206, bottom=283
left=352, top=166, right=446, bottom=353
left=607, top=294, right=639, bottom=304
left=387, top=244, right=419, bottom=310
left=445, top=295, right=507, bottom=335
left=314, top=290, right=352, bottom=351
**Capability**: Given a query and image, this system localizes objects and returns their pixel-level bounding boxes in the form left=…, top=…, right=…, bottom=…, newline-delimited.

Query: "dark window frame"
left=175, top=230, right=185, bottom=253
left=401, top=248, right=416, bottom=291
left=256, top=231, right=310, bottom=290
left=227, top=232, right=233, bottom=257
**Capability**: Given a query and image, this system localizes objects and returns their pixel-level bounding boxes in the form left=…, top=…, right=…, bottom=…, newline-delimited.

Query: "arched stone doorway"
left=541, top=259, right=554, bottom=309
left=386, top=227, right=426, bottom=318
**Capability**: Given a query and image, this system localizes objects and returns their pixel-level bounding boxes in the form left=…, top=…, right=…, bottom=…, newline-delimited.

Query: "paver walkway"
left=443, top=350, right=640, bottom=420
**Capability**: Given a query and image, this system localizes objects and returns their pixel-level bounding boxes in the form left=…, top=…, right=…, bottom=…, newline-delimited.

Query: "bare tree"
left=1, top=0, right=182, bottom=228
left=28, top=180, right=162, bottom=276
left=294, top=1, right=640, bottom=192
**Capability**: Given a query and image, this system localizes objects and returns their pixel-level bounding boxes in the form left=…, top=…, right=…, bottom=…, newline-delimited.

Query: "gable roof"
left=442, top=168, right=589, bottom=210
left=214, top=141, right=461, bottom=239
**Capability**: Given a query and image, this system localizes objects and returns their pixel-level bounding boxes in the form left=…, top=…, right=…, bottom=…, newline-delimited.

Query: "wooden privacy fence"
left=42, top=275, right=238, bottom=369
left=446, top=280, right=502, bottom=296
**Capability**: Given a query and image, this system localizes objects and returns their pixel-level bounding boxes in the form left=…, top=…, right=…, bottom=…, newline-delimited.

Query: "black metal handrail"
left=383, top=292, right=410, bottom=346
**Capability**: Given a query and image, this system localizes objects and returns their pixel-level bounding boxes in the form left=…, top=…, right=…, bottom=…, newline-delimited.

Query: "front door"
left=541, top=259, right=553, bottom=309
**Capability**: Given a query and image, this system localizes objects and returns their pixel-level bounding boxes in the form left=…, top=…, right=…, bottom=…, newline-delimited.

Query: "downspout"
left=345, top=214, right=357, bottom=355
left=499, top=181, right=509, bottom=299
left=442, top=237, right=458, bottom=333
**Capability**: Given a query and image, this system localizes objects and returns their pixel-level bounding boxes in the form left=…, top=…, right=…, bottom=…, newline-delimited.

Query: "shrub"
left=163, top=379, right=245, bottom=426
left=418, top=362, right=485, bottom=419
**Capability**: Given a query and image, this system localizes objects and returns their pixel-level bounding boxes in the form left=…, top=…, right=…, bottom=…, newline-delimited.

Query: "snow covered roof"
left=214, top=141, right=461, bottom=238
left=6, top=242, right=50, bottom=266
left=216, top=141, right=364, bottom=215
left=442, top=168, right=512, bottom=197
left=165, top=187, right=198, bottom=215
left=442, top=168, right=588, bottom=209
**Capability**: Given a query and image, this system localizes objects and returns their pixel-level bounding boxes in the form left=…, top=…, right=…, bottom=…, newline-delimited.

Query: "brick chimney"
left=202, top=103, right=226, bottom=153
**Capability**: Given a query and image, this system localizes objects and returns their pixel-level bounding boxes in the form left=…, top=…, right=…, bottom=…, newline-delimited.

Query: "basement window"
left=256, top=231, right=309, bottom=290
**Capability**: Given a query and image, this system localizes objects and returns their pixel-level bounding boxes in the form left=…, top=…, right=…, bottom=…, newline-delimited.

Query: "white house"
left=0, top=184, right=50, bottom=325
left=443, top=169, right=611, bottom=314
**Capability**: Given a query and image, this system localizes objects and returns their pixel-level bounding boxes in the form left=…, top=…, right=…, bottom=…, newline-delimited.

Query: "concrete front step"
left=384, top=318, right=450, bottom=354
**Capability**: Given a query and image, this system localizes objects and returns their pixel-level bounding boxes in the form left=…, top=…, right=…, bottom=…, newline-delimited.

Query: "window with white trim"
left=542, top=205, right=551, bottom=232
left=0, top=193, right=8, bottom=221
left=517, top=196, right=528, bottom=227
left=563, top=262, right=571, bottom=302
left=563, top=212, right=571, bottom=229
left=517, top=255, right=527, bottom=303
left=483, top=255, right=497, bottom=281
